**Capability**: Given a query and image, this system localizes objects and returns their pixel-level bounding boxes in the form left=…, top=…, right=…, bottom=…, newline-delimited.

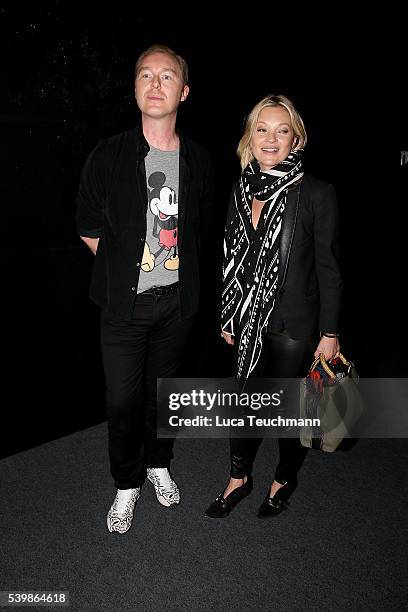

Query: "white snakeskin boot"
left=146, top=468, right=180, bottom=507
left=107, top=487, right=140, bottom=534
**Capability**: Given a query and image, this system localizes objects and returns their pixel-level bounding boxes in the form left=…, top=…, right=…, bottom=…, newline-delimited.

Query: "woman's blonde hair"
left=135, top=44, right=189, bottom=85
left=237, top=94, right=307, bottom=170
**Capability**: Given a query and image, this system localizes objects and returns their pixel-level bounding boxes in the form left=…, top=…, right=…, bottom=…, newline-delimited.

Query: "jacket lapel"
left=278, top=183, right=301, bottom=289
left=177, top=133, right=190, bottom=250
left=130, top=126, right=149, bottom=216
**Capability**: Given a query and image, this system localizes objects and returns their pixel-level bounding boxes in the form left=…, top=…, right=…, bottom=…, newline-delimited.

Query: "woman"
left=205, top=94, right=343, bottom=519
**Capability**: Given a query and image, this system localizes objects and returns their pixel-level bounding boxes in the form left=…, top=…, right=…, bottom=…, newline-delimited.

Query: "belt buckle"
left=151, top=283, right=177, bottom=296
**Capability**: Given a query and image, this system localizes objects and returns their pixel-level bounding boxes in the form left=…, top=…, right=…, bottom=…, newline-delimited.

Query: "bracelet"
left=320, top=332, right=339, bottom=338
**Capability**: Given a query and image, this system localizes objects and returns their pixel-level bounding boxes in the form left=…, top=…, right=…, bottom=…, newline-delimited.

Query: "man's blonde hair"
left=135, top=44, right=189, bottom=85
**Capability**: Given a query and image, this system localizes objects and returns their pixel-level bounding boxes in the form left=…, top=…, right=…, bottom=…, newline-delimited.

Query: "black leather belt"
left=141, top=282, right=179, bottom=296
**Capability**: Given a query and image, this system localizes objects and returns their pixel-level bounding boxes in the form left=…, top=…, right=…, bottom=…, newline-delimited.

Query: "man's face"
left=135, top=52, right=189, bottom=119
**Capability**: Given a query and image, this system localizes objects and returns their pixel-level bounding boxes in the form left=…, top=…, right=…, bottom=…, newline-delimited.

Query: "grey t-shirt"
left=137, top=146, right=180, bottom=293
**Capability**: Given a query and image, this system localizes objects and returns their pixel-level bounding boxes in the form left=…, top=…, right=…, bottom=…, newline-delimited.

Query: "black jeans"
left=100, top=288, right=194, bottom=489
left=230, top=330, right=316, bottom=483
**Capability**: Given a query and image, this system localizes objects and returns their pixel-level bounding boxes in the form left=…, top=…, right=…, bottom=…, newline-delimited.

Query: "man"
left=76, top=45, right=214, bottom=534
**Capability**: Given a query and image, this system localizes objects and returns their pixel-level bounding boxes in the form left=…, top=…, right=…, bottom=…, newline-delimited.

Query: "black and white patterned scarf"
left=221, top=150, right=304, bottom=379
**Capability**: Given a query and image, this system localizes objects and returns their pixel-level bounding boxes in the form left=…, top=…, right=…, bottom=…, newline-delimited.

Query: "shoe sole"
left=107, top=524, right=132, bottom=533
left=257, top=508, right=287, bottom=518
left=204, top=512, right=230, bottom=519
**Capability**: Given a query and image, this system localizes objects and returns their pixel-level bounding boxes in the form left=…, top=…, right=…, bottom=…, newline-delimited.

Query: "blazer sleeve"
left=313, top=183, right=343, bottom=332
left=75, top=141, right=107, bottom=238
left=200, top=153, right=215, bottom=246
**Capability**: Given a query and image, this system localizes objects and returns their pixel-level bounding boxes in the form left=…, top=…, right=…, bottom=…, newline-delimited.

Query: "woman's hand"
left=221, top=331, right=235, bottom=345
left=314, top=336, right=340, bottom=360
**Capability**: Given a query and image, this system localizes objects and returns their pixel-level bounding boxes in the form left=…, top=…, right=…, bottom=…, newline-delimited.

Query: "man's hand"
left=221, top=331, right=234, bottom=345
left=80, top=236, right=99, bottom=255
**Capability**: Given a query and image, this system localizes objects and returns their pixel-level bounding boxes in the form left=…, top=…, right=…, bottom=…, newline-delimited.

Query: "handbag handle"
left=309, top=353, right=352, bottom=379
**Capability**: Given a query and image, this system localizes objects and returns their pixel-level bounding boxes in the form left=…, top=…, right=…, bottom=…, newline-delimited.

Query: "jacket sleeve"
left=75, top=141, right=107, bottom=238
left=313, top=183, right=343, bottom=333
left=200, top=153, right=215, bottom=246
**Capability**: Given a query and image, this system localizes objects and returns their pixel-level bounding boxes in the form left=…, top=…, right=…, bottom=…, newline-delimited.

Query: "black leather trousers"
left=230, top=330, right=316, bottom=483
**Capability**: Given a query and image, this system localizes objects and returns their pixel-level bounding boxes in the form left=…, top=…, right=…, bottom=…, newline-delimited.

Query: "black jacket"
left=222, top=173, right=343, bottom=339
left=272, top=173, right=343, bottom=338
left=76, top=125, right=214, bottom=320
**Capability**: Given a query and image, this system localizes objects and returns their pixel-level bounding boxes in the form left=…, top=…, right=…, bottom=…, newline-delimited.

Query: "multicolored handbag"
left=300, top=353, right=365, bottom=452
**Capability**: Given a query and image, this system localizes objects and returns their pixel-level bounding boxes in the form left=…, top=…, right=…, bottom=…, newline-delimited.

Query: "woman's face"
left=250, top=105, right=297, bottom=171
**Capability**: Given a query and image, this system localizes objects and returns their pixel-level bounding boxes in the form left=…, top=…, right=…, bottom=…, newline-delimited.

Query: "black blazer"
left=273, top=173, right=343, bottom=338
left=76, top=125, right=214, bottom=320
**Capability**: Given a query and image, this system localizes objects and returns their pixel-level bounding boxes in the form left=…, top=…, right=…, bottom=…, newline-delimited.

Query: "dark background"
left=0, top=8, right=404, bottom=458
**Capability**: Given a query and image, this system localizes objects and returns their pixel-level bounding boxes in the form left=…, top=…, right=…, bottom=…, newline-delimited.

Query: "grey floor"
left=1, top=425, right=407, bottom=611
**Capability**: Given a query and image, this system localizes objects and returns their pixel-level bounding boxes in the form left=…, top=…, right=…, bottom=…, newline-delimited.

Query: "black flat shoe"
left=204, top=476, right=253, bottom=518
left=257, top=479, right=297, bottom=518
